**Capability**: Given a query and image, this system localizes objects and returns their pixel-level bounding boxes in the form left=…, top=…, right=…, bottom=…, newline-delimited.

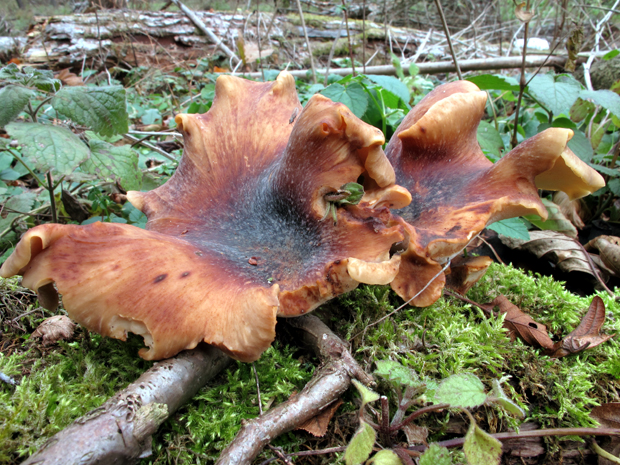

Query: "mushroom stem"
left=216, top=315, right=372, bottom=465
left=22, top=345, right=231, bottom=465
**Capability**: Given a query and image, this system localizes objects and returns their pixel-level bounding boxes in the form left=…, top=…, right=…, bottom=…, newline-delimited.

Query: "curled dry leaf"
left=523, top=198, right=578, bottom=238
left=585, top=235, right=620, bottom=276
left=403, top=423, right=429, bottom=447
left=32, top=315, right=76, bottom=345
left=591, top=403, right=620, bottom=429
left=482, top=295, right=554, bottom=349
left=553, top=191, right=586, bottom=230
left=296, top=398, right=343, bottom=437
left=545, top=296, right=614, bottom=358
left=500, top=230, right=610, bottom=280
left=445, top=255, right=493, bottom=295
left=55, top=69, right=84, bottom=86
left=515, top=2, right=535, bottom=22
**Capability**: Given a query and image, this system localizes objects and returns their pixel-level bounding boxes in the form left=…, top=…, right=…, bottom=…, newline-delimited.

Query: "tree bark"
left=22, top=344, right=231, bottom=465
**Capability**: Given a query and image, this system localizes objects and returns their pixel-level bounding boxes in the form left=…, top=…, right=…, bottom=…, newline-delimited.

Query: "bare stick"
left=216, top=315, right=372, bottom=465
left=434, top=0, right=462, bottom=79
left=294, top=0, right=317, bottom=84
left=342, top=0, right=355, bottom=76
left=362, top=0, right=366, bottom=73
left=23, top=345, right=231, bottom=465
left=324, top=15, right=344, bottom=85
left=46, top=171, right=57, bottom=224
left=242, top=55, right=569, bottom=79
left=511, top=2, right=532, bottom=148
left=170, top=0, right=240, bottom=63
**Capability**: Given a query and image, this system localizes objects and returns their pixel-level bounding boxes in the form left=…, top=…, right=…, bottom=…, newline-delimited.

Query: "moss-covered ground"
left=1, top=262, right=619, bottom=464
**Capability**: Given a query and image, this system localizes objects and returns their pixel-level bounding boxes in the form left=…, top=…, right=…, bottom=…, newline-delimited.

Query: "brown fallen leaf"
left=55, top=69, right=84, bottom=86
left=585, top=235, right=620, bottom=276
left=553, top=192, right=586, bottom=230
left=591, top=403, right=620, bottom=429
left=446, top=255, right=493, bottom=295
left=483, top=296, right=554, bottom=349
left=296, top=398, right=342, bottom=437
left=402, top=423, right=428, bottom=447
left=515, top=2, right=535, bottom=22
left=545, top=296, right=614, bottom=358
left=32, top=315, right=76, bottom=345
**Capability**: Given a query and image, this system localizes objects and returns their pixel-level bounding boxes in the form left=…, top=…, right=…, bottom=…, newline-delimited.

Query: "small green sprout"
left=321, top=182, right=364, bottom=224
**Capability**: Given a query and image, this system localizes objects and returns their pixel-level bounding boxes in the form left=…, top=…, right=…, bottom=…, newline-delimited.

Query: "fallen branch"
left=23, top=345, right=231, bottom=465
left=216, top=315, right=373, bottom=465
left=170, top=0, right=240, bottom=63
left=243, top=55, right=569, bottom=78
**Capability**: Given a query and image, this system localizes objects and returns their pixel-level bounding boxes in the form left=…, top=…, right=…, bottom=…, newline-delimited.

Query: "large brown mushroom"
left=0, top=72, right=408, bottom=362
left=386, top=81, right=605, bottom=306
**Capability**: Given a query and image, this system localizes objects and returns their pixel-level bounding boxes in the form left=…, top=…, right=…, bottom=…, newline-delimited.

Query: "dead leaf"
left=55, top=69, right=84, bottom=86
left=515, top=2, right=535, bottom=22
left=61, top=190, right=90, bottom=223
left=591, top=403, right=620, bottom=428
left=32, top=315, right=76, bottom=345
left=500, top=230, right=609, bottom=280
left=296, top=399, right=342, bottom=437
left=483, top=295, right=554, bottom=349
left=585, top=235, right=620, bottom=276
left=524, top=198, right=578, bottom=238
left=553, top=192, right=586, bottom=229
left=402, top=423, right=428, bottom=447
left=446, top=255, right=493, bottom=295
left=545, top=296, right=614, bottom=358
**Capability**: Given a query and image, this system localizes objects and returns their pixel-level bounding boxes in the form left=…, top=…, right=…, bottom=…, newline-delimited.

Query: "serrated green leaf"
left=487, top=218, right=530, bottom=240
left=0, top=191, right=37, bottom=233
left=488, top=379, right=525, bottom=418
left=51, top=86, right=129, bottom=137
left=6, top=122, right=90, bottom=177
left=0, top=63, right=20, bottom=80
left=0, top=85, right=34, bottom=127
left=375, top=360, right=419, bottom=388
left=523, top=198, right=578, bottom=238
left=579, top=89, right=620, bottom=120
left=365, top=75, right=411, bottom=105
left=477, top=120, right=504, bottom=160
left=351, top=379, right=380, bottom=406
left=320, top=83, right=369, bottom=118
left=435, top=373, right=487, bottom=408
left=528, top=74, right=582, bottom=116
left=345, top=420, right=376, bottom=465
left=591, top=163, right=620, bottom=177
left=608, top=178, right=620, bottom=196
left=419, top=444, right=451, bottom=465
left=367, top=449, right=401, bottom=465
left=466, top=74, right=520, bottom=92
left=82, top=137, right=142, bottom=190
left=463, top=420, right=502, bottom=465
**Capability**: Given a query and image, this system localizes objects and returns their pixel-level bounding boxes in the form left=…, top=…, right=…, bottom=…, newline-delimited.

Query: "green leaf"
left=570, top=98, right=595, bottom=123
left=0, top=191, right=37, bottom=233
left=487, top=218, right=530, bottom=240
left=523, top=198, right=578, bottom=238
left=527, top=74, right=582, bottom=116
left=477, top=121, right=504, bottom=160
left=51, top=86, right=129, bottom=137
left=6, top=122, right=90, bottom=177
left=488, top=380, right=525, bottom=418
left=345, top=420, right=376, bottom=465
left=351, top=379, right=380, bottom=407
left=0, top=85, right=34, bottom=127
left=463, top=420, right=502, bottom=465
left=321, top=83, right=369, bottom=119
left=579, top=89, right=620, bottom=120
left=568, top=129, right=593, bottom=162
left=466, top=74, right=520, bottom=92
left=82, top=136, right=142, bottom=190
left=435, top=373, right=487, bottom=408
left=609, top=178, right=620, bottom=196
left=391, top=54, right=405, bottom=80
left=419, top=444, right=451, bottom=465
left=365, top=75, right=411, bottom=105
left=603, top=49, right=620, bottom=60
left=367, top=449, right=401, bottom=465
left=409, top=63, right=420, bottom=77
left=589, top=163, right=619, bottom=177
left=375, top=360, right=419, bottom=388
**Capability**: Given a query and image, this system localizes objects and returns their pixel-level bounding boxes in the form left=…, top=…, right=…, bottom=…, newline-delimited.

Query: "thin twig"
left=434, top=0, right=462, bottom=79
left=362, top=0, right=366, bottom=73
left=252, top=362, right=263, bottom=415
left=342, top=0, right=355, bottom=77
left=7, top=149, right=46, bottom=187
left=511, top=1, right=531, bottom=148
left=294, top=0, right=317, bottom=84
left=123, top=134, right=177, bottom=162
left=324, top=16, right=344, bottom=86
left=478, top=235, right=505, bottom=265
left=46, top=171, right=57, bottom=223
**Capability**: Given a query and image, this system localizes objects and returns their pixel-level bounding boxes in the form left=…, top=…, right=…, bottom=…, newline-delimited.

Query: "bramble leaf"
left=487, top=218, right=530, bottom=240
left=365, top=74, right=411, bottom=104
left=435, top=373, right=487, bottom=409
left=463, top=420, right=502, bottom=465
left=467, top=74, right=519, bottom=92
left=477, top=120, right=504, bottom=160
left=320, top=83, right=369, bottom=118
left=51, top=86, right=129, bottom=137
left=528, top=74, right=582, bottom=116
left=345, top=420, right=376, bottom=465
left=0, top=85, right=34, bottom=127
left=419, top=444, right=451, bottom=465
left=6, top=122, right=90, bottom=177
left=82, top=133, right=142, bottom=190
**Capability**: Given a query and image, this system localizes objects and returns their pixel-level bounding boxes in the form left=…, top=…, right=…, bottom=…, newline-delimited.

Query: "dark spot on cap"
left=334, top=260, right=341, bottom=265
left=195, top=251, right=203, bottom=256
left=154, top=274, right=168, bottom=283
left=181, top=271, right=191, bottom=278
left=420, top=127, right=426, bottom=133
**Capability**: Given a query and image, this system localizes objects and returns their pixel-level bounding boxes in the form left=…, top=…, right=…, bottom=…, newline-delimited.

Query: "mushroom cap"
left=386, top=81, right=604, bottom=306
left=1, top=72, right=406, bottom=362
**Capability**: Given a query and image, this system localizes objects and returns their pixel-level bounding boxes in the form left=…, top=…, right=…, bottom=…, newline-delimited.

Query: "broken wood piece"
left=169, top=0, right=240, bottom=63
left=22, top=344, right=231, bottom=465
left=216, top=315, right=373, bottom=465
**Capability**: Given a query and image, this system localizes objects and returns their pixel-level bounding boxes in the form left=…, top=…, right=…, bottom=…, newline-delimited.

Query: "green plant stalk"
left=27, top=100, right=37, bottom=123
left=32, top=96, right=53, bottom=121
left=360, top=82, right=387, bottom=142
left=0, top=204, right=50, bottom=239
left=486, top=90, right=499, bottom=132
left=7, top=148, right=46, bottom=187
left=591, top=438, right=620, bottom=464
left=46, top=171, right=57, bottom=224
